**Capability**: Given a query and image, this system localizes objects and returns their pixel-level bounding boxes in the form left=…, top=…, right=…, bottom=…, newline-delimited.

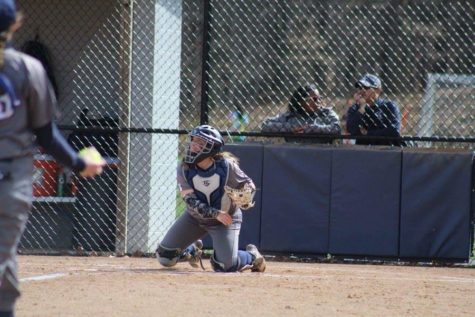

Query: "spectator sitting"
left=346, top=74, right=402, bottom=146
left=261, top=84, right=341, bottom=144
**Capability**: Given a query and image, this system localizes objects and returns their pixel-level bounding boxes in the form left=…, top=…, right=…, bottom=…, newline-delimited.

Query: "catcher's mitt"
left=224, top=184, right=256, bottom=210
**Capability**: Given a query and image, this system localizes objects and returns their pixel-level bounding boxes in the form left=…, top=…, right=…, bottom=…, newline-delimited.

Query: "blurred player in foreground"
left=156, top=125, right=266, bottom=273
left=0, top=1, right=104, bottom=316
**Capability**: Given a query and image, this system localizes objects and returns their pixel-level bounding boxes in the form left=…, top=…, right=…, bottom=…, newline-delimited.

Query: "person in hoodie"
left=261, top=84, right=341, bottom=144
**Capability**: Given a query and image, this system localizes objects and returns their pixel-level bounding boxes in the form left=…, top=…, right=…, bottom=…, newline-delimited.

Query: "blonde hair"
left=214, top=151, right=239, bottom=165
left=182, top=151, right=239, bottom=170
left=0, top=11, right=23, bottom=69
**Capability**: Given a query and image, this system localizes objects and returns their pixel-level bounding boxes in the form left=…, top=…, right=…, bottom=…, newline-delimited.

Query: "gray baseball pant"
left=0, top=156, right=33, bottom=311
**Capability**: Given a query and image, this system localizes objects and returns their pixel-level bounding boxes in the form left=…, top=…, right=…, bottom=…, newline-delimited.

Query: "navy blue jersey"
left=177, top=157, right=253, bottom=223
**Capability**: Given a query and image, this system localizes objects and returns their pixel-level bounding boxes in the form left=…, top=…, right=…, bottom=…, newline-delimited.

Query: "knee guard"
left=156, top=244, right=181, bottom=267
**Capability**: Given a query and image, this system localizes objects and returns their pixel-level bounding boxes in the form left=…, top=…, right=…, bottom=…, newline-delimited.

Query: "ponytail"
left=0, top=33, right=19, bottom=106
left=214, top=151, right=239, bottom=165
left=0, top=33, right=6, bottom=69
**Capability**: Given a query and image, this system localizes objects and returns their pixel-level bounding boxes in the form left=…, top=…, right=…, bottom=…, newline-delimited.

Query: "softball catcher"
left=0, top=2, right=103, bottom=316
left=156, top=125, right=265, bottom=273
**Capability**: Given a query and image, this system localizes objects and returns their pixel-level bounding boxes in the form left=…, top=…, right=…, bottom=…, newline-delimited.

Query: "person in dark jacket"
left=346, top=74, right=402, bottom=146
left=261, top=84, right=341, bottom=144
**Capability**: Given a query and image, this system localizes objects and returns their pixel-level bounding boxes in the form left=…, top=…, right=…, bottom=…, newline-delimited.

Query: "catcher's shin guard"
left=180, top=240, right=205, bottom=270
left=245, top=244, right=266, bottom=272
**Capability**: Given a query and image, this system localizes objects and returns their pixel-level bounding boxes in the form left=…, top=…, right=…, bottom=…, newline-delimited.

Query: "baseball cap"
left=0, top=0, right=16, bottom=33
left=355, top=73, right=382, bottom=89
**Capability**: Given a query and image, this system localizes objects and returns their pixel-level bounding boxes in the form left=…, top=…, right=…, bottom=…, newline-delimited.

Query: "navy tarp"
left=260, top=145, right=332, bottom=253
left=329, top=147, right=401, bottom=257
left=399, top=149, right=473, bottom=259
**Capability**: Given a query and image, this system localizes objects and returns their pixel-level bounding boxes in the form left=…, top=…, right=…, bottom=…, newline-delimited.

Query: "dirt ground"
left=15, top=255, right=475, bottom=317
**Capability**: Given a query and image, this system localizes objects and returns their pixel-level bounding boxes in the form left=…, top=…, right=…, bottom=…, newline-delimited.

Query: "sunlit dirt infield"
left=16, top=255, right=475, bottom=317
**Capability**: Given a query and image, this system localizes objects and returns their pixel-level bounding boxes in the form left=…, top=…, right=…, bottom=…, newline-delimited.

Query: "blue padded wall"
left=329, top=147, right=401, bottom=257
left=260, top=145, right=332, bottom=253
left=203, top=143, right=264, bottom=250
left=399, top=149, right=473, bottom=259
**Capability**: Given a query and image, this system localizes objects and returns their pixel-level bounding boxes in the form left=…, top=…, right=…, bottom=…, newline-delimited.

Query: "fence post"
left=199, top=0, right=211, bottom=125
left=115, top=0, right=133, bottom=255
left=122, top=0, right=181, bottom=253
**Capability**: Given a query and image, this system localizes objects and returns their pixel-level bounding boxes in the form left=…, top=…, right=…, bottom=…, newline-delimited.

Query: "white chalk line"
left=20, top=273, right=67, bottom=283
left=93, top=263, right=475, bottom=284
left=19, top=264, right=475, bottom=285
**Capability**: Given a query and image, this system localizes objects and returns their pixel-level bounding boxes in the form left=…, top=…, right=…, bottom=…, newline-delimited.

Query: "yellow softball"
left=78, top=147, right=104, bottom=164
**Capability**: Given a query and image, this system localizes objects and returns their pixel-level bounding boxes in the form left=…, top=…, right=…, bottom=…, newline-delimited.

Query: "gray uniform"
left=261, top=107, right=341, bottom=144
left=159, top=158, right=254, bottom=271
left=0, top=48, right=56, bottom=311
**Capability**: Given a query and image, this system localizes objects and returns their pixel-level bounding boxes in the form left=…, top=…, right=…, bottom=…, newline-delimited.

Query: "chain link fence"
left=13, top=0, right=474, bottom=255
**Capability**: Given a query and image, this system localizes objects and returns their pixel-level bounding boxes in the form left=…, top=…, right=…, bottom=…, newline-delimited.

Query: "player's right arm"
left=34, top=122, right=86, bottom=173
left=181, top=190, right=232, bottom=225
left=181, top=189, right=219, bottom=218
left=25, top=55, right=102, bottom=177
left=177, top=165, right=232, bottom=225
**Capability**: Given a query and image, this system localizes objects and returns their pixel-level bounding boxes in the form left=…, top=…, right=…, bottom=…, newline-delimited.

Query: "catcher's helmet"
left=184, top=125, right=224, bottom=164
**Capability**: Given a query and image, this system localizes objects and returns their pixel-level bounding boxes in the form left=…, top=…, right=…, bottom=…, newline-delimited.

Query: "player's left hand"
left=224, top=184, right=256, bottom=210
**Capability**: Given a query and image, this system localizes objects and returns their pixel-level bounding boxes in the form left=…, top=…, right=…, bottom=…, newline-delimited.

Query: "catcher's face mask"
left=184, top=125, right=224, bottom=164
